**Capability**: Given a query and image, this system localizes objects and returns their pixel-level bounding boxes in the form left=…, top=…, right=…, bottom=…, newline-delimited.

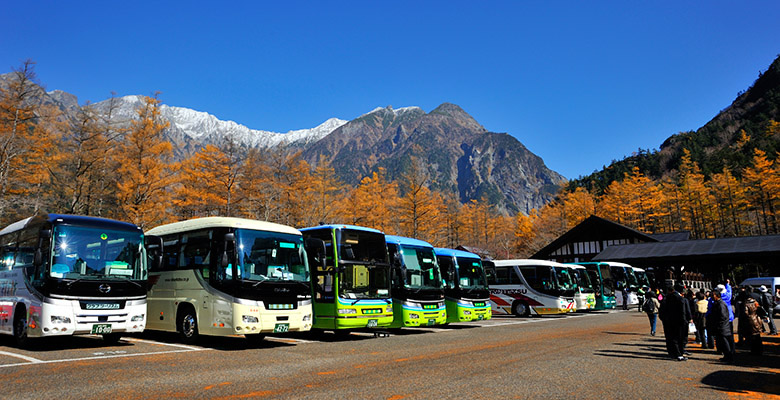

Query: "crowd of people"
left=640, top=280, right=777, bottom=363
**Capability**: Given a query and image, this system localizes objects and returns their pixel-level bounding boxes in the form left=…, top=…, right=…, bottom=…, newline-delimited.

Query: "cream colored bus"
left=145, top=217, right=312, bottom=343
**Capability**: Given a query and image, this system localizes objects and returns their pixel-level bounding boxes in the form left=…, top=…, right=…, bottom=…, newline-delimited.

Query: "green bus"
left=385, top=235, right=446, bottom=328
left=300, top=225, right=393, bottom=331
left=433, top=248, right=491, bottom=323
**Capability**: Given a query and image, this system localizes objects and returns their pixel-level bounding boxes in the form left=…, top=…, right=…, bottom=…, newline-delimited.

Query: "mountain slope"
left=571, top=54, right=780, bottom=193
left=302, top=103, right=565, bottom=214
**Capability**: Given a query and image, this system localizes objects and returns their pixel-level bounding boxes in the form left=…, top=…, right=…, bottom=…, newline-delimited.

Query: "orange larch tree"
left=114, top=94, right=176, bottom=229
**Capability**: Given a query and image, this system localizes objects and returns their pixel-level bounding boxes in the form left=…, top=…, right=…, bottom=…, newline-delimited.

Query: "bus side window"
left=495, top=267, right=509, bottom=285
left=485, top=266, right=496, bottom=285
left=305, top=229, right=334, bottom=301
left=437, top=257, right=456, bottom=290
left=161, top=237, right=179, bottom=271
left=519, top=266, right=542, bottom=291
left=509, top=267, right=523, bottom=285
left=179, top=230, right=212, bottom=278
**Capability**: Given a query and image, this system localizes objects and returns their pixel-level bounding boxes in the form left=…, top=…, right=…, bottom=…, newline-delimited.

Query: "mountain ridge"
left=0, top=71, right=565, bottom=213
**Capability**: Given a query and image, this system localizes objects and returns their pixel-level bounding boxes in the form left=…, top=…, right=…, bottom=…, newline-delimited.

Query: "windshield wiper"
left=110, top=276, right=143, bottom=289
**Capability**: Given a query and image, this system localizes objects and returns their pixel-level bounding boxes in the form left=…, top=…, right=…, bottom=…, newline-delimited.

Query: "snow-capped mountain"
left=92, top=95, right=347, bottom=149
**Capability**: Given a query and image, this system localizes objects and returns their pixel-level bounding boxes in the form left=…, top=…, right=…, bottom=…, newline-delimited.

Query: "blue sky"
left=2, top=2, right=779, bottom=179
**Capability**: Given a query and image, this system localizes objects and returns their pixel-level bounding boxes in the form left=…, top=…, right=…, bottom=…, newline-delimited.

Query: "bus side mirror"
left=392, top=252, right=402, bottom=267
left=222, top=233, right=236, bottom=268
left=34, top=248, right=42, bottom=267
left=145, top=235, right=164, bottom=270
left=304, top=238, right=326, bottom=269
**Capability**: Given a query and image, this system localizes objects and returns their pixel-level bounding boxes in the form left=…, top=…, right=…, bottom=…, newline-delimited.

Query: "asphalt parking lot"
left=0, top=310, right=777, bottom=399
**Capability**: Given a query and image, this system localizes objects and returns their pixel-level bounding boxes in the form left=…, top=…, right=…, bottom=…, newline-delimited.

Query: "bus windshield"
left=553, top=267, right=576, bottom=293
left=625, top=268, right=639, bottom=289
left=235, top=229, right=309, bottom=283
left=635, top=270, right=650, bottom=288
left=519, top=265, right=575, bottom=298
left=455, top=257, right=487, bottom=290
left=400, top=245, right=441, bottom=290
left=571, top=268, right=595, bottom=293
left=51, top=225, right=145, bottom=280
left=337, top=229, right=390, bottom=299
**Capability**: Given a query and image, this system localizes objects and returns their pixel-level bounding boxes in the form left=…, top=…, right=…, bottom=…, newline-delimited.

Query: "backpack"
left=642, top=298, right=655, bottom=313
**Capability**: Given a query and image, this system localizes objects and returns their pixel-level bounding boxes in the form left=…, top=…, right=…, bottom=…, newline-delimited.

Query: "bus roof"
left=300, top=225, right=384, bottom=234
left=493, top=259, right=568, bottom=268
left=385, top=235, right=434, bottom=248
left=147, top=217, right=301, bottom=237
left=565, top=264, right=587, bottom=270
left=0, top=213, right=141, bottom=236
left=434, top=247, right=479, bottom=260
left=599, top=261, right=634, bottom=268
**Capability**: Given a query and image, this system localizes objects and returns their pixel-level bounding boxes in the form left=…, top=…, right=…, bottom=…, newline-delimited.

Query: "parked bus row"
left=0, top=214, right=495, bottom=347
left=0, top=213, right=655, bottom=348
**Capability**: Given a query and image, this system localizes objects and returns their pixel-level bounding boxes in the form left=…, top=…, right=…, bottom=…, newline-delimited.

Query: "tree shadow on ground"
left=701, top=370, right=780, bottom=396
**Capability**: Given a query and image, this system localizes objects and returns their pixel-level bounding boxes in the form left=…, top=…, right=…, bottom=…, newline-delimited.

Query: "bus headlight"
left=131, top=314, right=145, bottom=322
left=463, top=310, right=472, bottom=316
left=338, top=308, right=357, bottom=314
left=385, top=306, right=393, bottom=313
left=303, top=314, right=312, bottom=322
left=409, top=314, right=419, bottom=319
left=51, top=316, right=71, bottom=324
left=242, top=315, right=259, bottom=323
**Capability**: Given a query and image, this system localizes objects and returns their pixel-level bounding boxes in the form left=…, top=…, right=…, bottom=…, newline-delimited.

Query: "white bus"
left=145, top=217, right=312, bottom=343
left=604, top=262, right=639, bottom=308
left=486, top=260, right=575, bottom=317
left=568, top=265, right=596, bottom=311
left=0, top=214, right=148, bottom=346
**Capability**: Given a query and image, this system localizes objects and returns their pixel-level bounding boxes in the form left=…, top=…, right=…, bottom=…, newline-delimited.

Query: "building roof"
left=648, top=231, right=691, bottom=242
left=592, top=235, right=780, bottom=266
left=531, top=215, right=658, bottom=259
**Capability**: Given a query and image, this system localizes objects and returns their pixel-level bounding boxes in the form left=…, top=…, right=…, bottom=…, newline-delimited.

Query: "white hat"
left=716, top=284, right=726, bottom=293
left=759, top=285, right=768, bottom=293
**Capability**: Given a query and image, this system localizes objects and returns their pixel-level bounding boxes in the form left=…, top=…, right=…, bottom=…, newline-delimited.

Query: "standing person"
left=705, top=290, right=717, bottom=350
left=693, top=291, right=708, bottom=346
left=759, top=285, right=777, bottom=335
left=621, top=284, right=629, bottom=311
left=659, top=284, right=691, bottom=361
left=637, top=286, right=646, bottom=312
left=708, top=290, right=735, bottom=363
left=716, top=281, right=735, bottom=345
left=643, top=291, right=661, bottom=336
left=743, top=294, right=764, bottom=355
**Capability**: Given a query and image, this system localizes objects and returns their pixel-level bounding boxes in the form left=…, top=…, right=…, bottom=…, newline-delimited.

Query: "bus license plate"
left=366, top=319, right=378, bottom=328
left=477, top=314, right=485, bottom=320
left=427, top=319, right=435, bottom=326
left=92, top=324, right=112, bottom=334
left=274, top=323, right=289, bottom=333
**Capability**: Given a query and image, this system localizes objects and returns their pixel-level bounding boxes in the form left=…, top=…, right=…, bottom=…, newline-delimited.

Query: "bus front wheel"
left=13, top=307, right=28, bottom=347
left=512, top=301, right=530, bottom=318
left=177, top=306, right=199, bottom=344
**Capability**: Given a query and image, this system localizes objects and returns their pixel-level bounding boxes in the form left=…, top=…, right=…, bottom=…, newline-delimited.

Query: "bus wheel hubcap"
left=182, top=315, right=196, bottom=336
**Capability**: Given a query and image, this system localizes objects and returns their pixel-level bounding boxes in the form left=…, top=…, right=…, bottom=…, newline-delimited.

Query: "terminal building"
left=531, top=215, right=780, bottom=288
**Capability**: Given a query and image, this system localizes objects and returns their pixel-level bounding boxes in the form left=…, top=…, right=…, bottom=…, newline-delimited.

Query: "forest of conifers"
left=2, top=62, right=779, bottom=259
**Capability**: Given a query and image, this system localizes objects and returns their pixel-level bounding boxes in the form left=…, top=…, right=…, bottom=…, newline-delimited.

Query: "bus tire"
left=512, top=301, right=530, bottom=318
left=177, top=305, right=199, bottom=344
left=102, top=333, right=122, bottom=345
left=13, top=306, right=28, bottom=348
